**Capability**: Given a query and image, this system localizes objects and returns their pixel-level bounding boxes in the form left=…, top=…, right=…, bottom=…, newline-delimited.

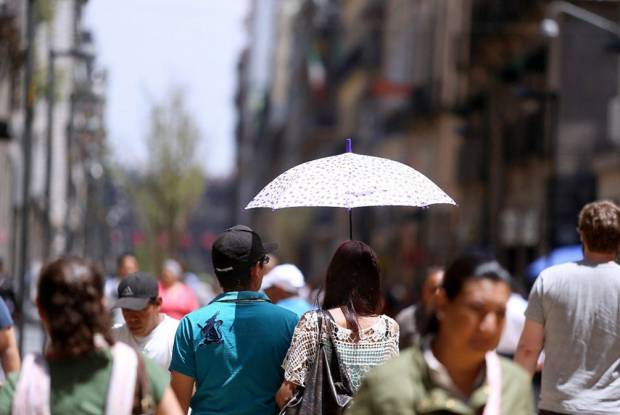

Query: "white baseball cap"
left=261, top=264, right=305, bottom=293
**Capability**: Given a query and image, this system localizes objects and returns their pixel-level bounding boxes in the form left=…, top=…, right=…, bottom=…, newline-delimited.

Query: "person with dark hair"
left=105, top=252, right=139, bottom=325
left=348, top=254, right=534, bottom=414
left=0, top=297, right=19, bottom=378
left=395, top=266, right=444, bottom=349
left=0, top=258, right=18, bottom=321
left=169, top=225, right=298, bottom=415
left=515, top=200, right=620, bottom=415
left=275, top=240, right=399, bottom=409
left=0, top=257, right=182, bottom=414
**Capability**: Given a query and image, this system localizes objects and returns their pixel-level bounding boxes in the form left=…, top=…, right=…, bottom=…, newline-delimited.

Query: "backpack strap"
left=12, top=353, right=51, bottom=415
left=482, top=351, right=502, bottom=415
left=133, top=347, right=155, bottom=414
left=12, top=343, right=152, bottom=415
left=105, top=341, right=139, bottom=415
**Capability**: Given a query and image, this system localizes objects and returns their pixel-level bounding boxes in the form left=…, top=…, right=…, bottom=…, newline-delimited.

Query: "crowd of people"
left=0, top=200, right=617, bottom=414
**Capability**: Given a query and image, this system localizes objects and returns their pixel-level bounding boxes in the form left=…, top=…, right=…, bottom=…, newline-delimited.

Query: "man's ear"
left=154, top=297, right=163, bottom=307
left=250, top=262, right=263, bottom=289
left=251, top=262, right=261, bottom=278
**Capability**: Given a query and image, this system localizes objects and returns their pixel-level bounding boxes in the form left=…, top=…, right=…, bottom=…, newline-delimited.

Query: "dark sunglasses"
left=259, top=255, right=270, bottom=266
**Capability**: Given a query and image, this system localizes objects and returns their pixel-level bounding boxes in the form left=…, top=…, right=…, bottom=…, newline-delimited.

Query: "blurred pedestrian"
left=105, top=252, right=139, bottom=325
left=515, top=200, right=620, bottom=415
left=0, top=297, right=20, bottom=379
left=395, top=266, right=444, bottom=349
left=496, top=282, right=528, bottom=357
left=276, top=240, right=399, bottom=410
left=0, top=258, right=18, bottom=321
left=111, top=272, right=180, bottom=371
left=348, top=254, right=534, bottom=414
left=183, top=271, right=217, bottom=306
left=261, top=263, right=314, bottom=317
left=170, top=225, right=298, bottom=414
left=158, top=259, right=199, bottom=319
left=0, top=257, right=182, bottom=414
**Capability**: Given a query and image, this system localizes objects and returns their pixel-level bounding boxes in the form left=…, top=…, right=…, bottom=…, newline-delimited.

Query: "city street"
left=1, top=0, right=620, bottom=413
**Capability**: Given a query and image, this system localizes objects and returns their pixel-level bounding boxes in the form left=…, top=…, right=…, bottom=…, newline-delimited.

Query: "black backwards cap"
left=211, top=225, right=277, bottom=277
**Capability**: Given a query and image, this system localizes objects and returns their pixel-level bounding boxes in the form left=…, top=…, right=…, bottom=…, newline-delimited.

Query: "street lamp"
left=540, top=1, right=620, bottom=249
left=542, top=1, right=620, bottom=37
left=44, top=48, right=94, bottom=260
left=541, top=2, right=620, bottom=145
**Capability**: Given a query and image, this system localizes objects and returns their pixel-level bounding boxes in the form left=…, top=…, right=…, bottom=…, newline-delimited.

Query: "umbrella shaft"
left=349, top=209, right=352, bottom=240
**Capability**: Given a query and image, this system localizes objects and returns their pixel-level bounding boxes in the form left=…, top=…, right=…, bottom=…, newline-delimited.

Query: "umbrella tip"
left=345, top=138, right=352, bottom=153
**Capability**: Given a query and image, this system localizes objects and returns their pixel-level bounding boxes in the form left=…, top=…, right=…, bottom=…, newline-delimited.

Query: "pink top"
left=158, top=282, right=199, bottom=319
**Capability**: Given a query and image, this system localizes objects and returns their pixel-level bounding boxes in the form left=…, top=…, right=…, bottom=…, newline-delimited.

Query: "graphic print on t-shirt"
left=198, top=312, right=224, bottom=346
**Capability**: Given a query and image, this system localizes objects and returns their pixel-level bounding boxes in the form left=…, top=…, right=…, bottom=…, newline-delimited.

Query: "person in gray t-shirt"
left=515, top=200, right=620, bottom=415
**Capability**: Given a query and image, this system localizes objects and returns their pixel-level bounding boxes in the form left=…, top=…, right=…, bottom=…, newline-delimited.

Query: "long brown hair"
left=321, top=240, right=383, bottom=340
left=37, top=257, right=114, bottom=358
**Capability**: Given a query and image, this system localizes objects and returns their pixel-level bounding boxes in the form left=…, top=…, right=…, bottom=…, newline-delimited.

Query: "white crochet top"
left=282, top=310, right=400, bottom=391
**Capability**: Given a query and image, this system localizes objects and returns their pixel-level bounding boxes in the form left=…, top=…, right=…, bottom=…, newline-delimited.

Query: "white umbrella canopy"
left=245, top=152, right=456, bottom=210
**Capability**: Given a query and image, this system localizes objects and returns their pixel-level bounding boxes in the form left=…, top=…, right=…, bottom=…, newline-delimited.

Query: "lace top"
left=282, top=310, right=400, bottom=391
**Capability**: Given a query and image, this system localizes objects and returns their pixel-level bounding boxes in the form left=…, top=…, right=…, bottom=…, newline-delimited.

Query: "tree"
left=132, top=88, right=205, bottom=268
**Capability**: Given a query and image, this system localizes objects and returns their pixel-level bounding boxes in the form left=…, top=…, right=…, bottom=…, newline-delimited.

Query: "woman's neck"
left=431, top=334, right=485, bottom=396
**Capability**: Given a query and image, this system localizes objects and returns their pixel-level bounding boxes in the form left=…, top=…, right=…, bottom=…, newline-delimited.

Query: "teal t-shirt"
left=276, top=297, right=314, bottom=318
left=170, top=291, right=298, bottom=415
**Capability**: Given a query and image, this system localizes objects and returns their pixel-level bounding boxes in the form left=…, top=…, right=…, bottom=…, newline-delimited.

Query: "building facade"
left=0, top=0, right=109, bottom=285
left=235, top=0, right=620, bottom=297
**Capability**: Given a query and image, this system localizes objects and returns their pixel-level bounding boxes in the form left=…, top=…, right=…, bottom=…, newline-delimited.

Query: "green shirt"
left=347, top=346, right=534, bottom=415
left=0, top=348, right=168, bottom=414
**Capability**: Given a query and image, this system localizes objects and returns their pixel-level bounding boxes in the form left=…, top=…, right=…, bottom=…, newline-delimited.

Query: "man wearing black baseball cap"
left=170, top=225, right=299, bottom=415
left=111, top=272, right=180, bottom=371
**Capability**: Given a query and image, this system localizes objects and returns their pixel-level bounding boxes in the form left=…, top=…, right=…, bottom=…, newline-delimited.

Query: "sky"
left=84, top=0, right=249, bottom=178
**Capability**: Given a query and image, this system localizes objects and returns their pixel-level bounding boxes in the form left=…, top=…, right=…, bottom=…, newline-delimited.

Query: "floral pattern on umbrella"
left=245, top=152, right=456, bottom=210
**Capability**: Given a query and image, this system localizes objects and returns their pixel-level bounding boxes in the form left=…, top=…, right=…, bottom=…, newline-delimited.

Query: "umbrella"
left=245, top=139, right=456, bottom=239
left=526, top=244, right=583, bottom=281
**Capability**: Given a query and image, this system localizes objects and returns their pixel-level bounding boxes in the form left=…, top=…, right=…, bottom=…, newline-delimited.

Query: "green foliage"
left=32, top=61, right=46, bottom=99
left=131, top=88, right=206, bottom=265
left=35, top=0, right=55, bottom=23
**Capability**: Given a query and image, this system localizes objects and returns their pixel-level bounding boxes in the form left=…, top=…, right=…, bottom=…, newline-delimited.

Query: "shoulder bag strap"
left=12, top=353, right=51, bottom=415
left=106, top=342, right=139, bottom=415
left=133, top=350, right=156, bottom=414
left=384, top=315, right=389, bottom=338
left=482, top=351, right=502, bottom=415
left=321, top=310, right=353, bottom=391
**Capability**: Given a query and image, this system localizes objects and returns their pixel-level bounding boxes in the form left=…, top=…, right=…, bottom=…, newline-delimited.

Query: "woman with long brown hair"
left=275, top=240, right=399, bottom=408
left=0, top=257, right=182, bottom=414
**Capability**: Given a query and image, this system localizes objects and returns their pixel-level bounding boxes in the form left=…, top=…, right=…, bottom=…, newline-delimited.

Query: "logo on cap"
left=121, top=286, right=134, bottom=297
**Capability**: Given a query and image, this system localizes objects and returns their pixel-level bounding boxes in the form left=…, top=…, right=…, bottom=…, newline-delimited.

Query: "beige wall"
left=594, top=154, right=620, bottom=202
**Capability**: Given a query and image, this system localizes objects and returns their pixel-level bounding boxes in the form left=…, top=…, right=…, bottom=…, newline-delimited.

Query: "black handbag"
left=280, top=310, right=354, bottom=415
